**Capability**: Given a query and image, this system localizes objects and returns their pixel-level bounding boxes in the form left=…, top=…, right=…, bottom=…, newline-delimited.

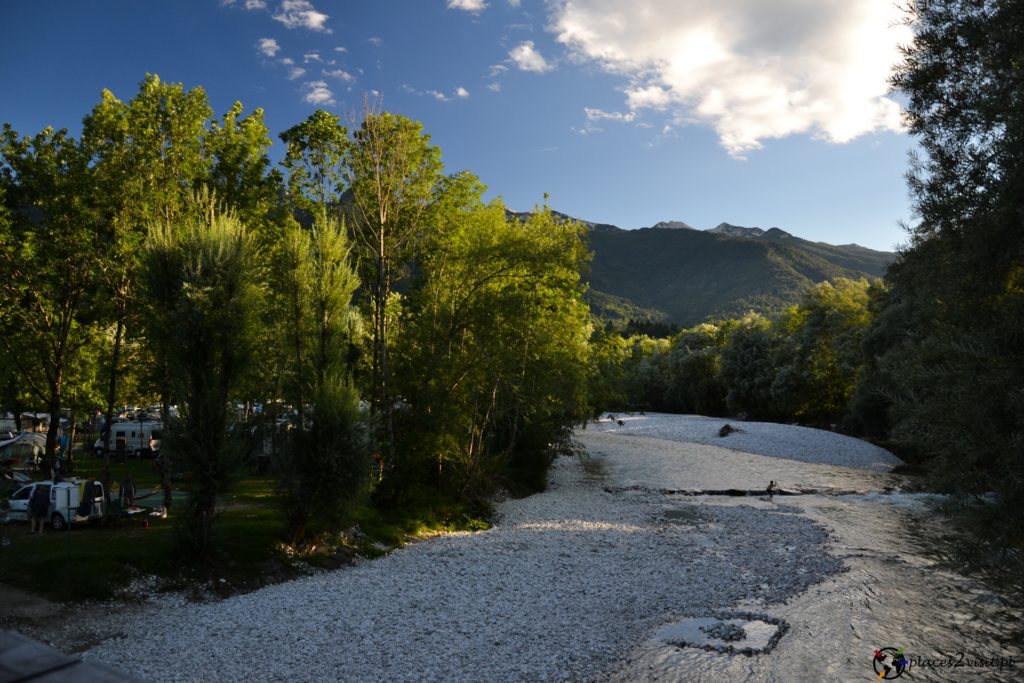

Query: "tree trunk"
left=159, top=358, right=173, bottom=511
left=102, top=315, right=124, bottom=493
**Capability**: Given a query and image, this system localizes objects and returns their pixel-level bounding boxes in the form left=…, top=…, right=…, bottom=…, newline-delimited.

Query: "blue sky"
left=1, top=0, right=916, bottom=251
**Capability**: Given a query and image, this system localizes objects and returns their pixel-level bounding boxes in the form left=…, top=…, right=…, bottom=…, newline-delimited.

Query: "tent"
left=0, top=432, right=48, bottom=470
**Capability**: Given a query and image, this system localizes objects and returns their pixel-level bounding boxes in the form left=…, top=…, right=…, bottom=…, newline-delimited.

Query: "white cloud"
left=584, top=107, right=637, bottom=123
left=428, top=90, right=450, bottom=102
left=303, top=50, right=322, bottom=63
left=287, top=66, right=307, bottom=80
left=273, top=0, right=331, bottom=33
left=488, top=64, right=509, bottom=77
left=334, top=46, right=347, bottom=53
left=487, top=82, right=502, bottom=92
left=455, top=86, right=470, bottom=98
left=448, top=0, right=487, bottom=12
left=257, top=38, right=280, bottom=57
left=366, top=36, right=383, bottom=46
left=323, top=68, right=356, bottom=83
left=509, top=41, right=551, bottom=72
left=548, top=0, right=910, bottom=155
left=245, top=0, right=267, bottom=9
left=280, top=57, right=295, bottom=65
left=508, top=0, right=521, bottom=6
left=302, top=80, right=335, bottom=105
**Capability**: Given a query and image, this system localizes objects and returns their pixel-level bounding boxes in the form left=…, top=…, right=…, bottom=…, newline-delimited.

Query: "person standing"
left=29, top=484, right=49, bottom=534
left=119, top=473, right=136, bottom=509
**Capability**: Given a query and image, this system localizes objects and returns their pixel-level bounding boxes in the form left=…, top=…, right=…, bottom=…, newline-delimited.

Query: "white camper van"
left=94, top=421, right=162, bottom=459
left=7, top=479, right=106, bottom=529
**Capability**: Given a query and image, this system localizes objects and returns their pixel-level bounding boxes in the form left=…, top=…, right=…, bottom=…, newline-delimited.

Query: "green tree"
left=719, top=313, right=780, bottom=419
left=344, top=109, right=444, bottom=463
left=665, top=323, right=728, bottom=416
left=278, top=109, right=348, bottom=224
left=395, top=196, right=592, bottom=497
left=866, top=0, right=1024, bottom=528
left=770, top=278, right=873, bottom=424
left=141, top=206, right=259, bottom=558
left=82, top=74, right=214, bottom=489
left=0, top=125, right=103, bottom=472
left=273, top=217, right=366, bottom=543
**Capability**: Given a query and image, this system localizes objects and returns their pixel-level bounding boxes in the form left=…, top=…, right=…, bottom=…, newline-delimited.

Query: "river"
left=580, top=414, right=1022, bottom=682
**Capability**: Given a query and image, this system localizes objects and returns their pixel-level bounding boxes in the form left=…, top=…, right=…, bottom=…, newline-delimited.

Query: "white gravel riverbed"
left=83, top=438, right=850, bottom=683
left=589, top=412, right=903, bottom=471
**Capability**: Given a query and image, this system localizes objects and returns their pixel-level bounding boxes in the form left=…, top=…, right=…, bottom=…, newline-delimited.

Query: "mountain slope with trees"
left=568, top=214, right=893, bottom=326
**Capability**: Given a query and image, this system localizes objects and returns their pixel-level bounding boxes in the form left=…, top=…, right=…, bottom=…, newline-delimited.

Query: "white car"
left=7, top=479, right=107, bottom=530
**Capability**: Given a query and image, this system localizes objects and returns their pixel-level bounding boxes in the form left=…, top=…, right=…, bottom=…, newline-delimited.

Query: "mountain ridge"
left=507, top=210, right=893, bottom=327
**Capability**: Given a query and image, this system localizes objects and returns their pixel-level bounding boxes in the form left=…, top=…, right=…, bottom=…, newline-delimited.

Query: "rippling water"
left=578, top=416, right=1022, bottom=682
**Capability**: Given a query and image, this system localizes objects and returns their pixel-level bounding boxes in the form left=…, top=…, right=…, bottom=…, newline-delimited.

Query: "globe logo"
left=873, top=647, right=909, bottom=679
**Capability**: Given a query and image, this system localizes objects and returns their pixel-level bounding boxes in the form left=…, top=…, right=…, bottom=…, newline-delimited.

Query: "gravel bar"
left=589, top=413, right=903, bottom=471
left=85, top=456, right=842, bottom=682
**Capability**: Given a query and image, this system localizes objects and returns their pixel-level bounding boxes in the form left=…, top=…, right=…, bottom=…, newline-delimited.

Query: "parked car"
left=7, top=479, right=107, bottom=529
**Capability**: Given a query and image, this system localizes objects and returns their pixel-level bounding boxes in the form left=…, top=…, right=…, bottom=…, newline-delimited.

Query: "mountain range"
left=512, top=211, right=894, bottom=328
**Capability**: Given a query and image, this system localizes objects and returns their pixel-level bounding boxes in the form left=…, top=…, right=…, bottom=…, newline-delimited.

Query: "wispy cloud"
left=273, top=0, right=331, bottom=33
left=366, top=36, right=383, bottom=46
left=549, top=0, right=910, bottom=156
left=488, top=64, right=509, bottom=78
left=257, top=37, right=280, bottom=57
left=303, top=50, right=322, bottom=63
left=487, top=82, right=502, bottom=92
left=404, top=85, right=471, bottom=102
left=280, top=57, right=295, bottom=65
left=287, top=66, right=307, bottom=80
left=302, top=80, right=335, bottom=105
left=323, top=68, right=356, bottom=83
left=244, top=0, right=267, bottom=9
left=447, top=0, right=487, bottom=12
left=334, top=46, right=347, bottom=53
left=508, top=41, right=551, bottom=73
left=584, top=107, right=637, bottom=123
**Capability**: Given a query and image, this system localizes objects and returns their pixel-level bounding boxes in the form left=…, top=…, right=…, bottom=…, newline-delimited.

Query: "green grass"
left=0, top=470, right=492, bottom=603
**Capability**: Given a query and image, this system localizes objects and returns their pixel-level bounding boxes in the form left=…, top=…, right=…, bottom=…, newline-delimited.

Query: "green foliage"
left=141, top=204, right=260, bottom=559
left=344, top=108, right=445, bottom=462
left=718, top=313, right=780, bottom=419
left=276, top=380, right=369, bottom=543
left=854, top=0, right=1024, bottom=534
left=770, top=279, right=874, bottom=422
left=0, top=124, right=104, bottom=469
left=278, top=109, right=348, bottom=223
left=665, top=323, right=728, bottom=416
left=269, top=216, right=367, bottom=544
left=392, top=196, right=592, bottom=498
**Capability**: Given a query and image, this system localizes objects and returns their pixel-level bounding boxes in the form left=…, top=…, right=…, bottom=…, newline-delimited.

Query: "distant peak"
left=708, top=223, right=765, bottom=238
left=651, top=220, right=695, bottom=231
left=763, top=227, right=792, bottom=238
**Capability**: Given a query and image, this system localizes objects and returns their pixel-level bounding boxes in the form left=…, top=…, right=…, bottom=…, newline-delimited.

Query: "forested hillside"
left=583, top=217, right=891, bottom=326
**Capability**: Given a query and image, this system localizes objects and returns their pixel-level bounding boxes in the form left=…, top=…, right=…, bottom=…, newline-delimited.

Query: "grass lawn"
left=1, top=454, right=491, bottom=603
left=0, top=457, right=286, bottom=602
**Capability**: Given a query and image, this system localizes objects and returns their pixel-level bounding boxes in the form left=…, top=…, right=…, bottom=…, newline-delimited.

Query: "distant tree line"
left=0, top=75, right=591, bottom=557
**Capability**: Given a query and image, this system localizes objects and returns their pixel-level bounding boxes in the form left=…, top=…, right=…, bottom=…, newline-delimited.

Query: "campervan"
left=94, top=421, right=162, bottom=458
left=7, top=478, right=106, bottom=529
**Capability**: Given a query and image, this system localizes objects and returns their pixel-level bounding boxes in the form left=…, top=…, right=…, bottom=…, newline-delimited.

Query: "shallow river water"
left=579, top=414, right=1022, bottom=682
